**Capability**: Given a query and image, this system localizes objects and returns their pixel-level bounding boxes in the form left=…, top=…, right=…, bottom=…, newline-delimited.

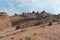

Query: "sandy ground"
left=0, top=23, right=60, bottom=40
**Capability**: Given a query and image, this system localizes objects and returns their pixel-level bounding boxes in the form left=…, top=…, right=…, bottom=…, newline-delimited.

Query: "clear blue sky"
left=0, top=0, right=60, bottom=15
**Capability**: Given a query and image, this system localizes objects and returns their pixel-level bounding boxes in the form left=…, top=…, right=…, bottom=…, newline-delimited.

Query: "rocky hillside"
left=0, top=11, right=60, bottom=30
left=11, top=11, right=60, bottom=27
left=0, top=12, right=12, bottom=30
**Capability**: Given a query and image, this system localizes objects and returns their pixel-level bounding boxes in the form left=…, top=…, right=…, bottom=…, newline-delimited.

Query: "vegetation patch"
left=0, top=36, right=3, bottom=38
left=33, top=33, right=37, bottom=36
left=21, top=30, right=26, bottom=32
left=25, top=37, right=31, bottom=40
left=48, top=22, right=52, bottom=26
left=11, top=37, right=14, bottom=39
left=16, top=25, right=20, bottom=30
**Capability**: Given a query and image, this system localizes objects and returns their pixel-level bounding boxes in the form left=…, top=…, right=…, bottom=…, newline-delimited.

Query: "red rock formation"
left=0, top=12, right=12, bottom=30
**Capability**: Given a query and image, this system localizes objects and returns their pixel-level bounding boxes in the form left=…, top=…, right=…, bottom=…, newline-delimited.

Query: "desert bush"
left=14, top=13, right=18, bottom=16
left=21, top=30, right=26, bottom=32
left=41, top=10, right=45, bottom=13
left=22, top=12, right=25, bottom=16
left=16, top=25, right=20, bottom=30
left=40, top=25, right=45, bottom=29
left=19, top=38, right=22, bottom=40
left=48, top=22, right=52, bottom=26
left=11, top=37, right=14, bottom=39
left=33, top=33, right=37, bottom=36
left=53, top=19, right=56, bottom=22
left=32, top=11, right=35, bottom=13
left=25, top=37, right=31, bottom=40
left=0, top=36, right=3, bottom=38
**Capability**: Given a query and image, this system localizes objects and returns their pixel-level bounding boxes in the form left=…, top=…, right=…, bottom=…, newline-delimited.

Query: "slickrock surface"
left=0, top=23, right=60, bottom=40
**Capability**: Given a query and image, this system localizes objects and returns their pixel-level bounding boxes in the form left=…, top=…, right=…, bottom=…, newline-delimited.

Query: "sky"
left=0, top=0, right=60, bottom=15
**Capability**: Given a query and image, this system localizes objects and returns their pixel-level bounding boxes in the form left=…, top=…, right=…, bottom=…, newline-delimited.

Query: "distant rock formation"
left=0, top=12, right=12, bottom=30
left=0, top=11, right=60, bottom=30
left=0, top=12, right=8, bottom=16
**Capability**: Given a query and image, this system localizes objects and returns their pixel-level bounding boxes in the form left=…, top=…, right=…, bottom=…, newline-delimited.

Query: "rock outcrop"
left=0, top=12, right=12, bottom=30
left=0, top=11, right=60, bottom=30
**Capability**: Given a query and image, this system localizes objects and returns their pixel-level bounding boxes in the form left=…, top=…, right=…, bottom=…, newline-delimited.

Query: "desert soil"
left=0, top=23, right=60, bottom=40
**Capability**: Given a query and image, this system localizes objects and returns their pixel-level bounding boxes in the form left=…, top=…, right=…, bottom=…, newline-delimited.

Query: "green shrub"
left=25, top=37, right=31, bottom=40
left=16, top=25, right=20, bottom=30
left=48, top=22, right=52, bottom=26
